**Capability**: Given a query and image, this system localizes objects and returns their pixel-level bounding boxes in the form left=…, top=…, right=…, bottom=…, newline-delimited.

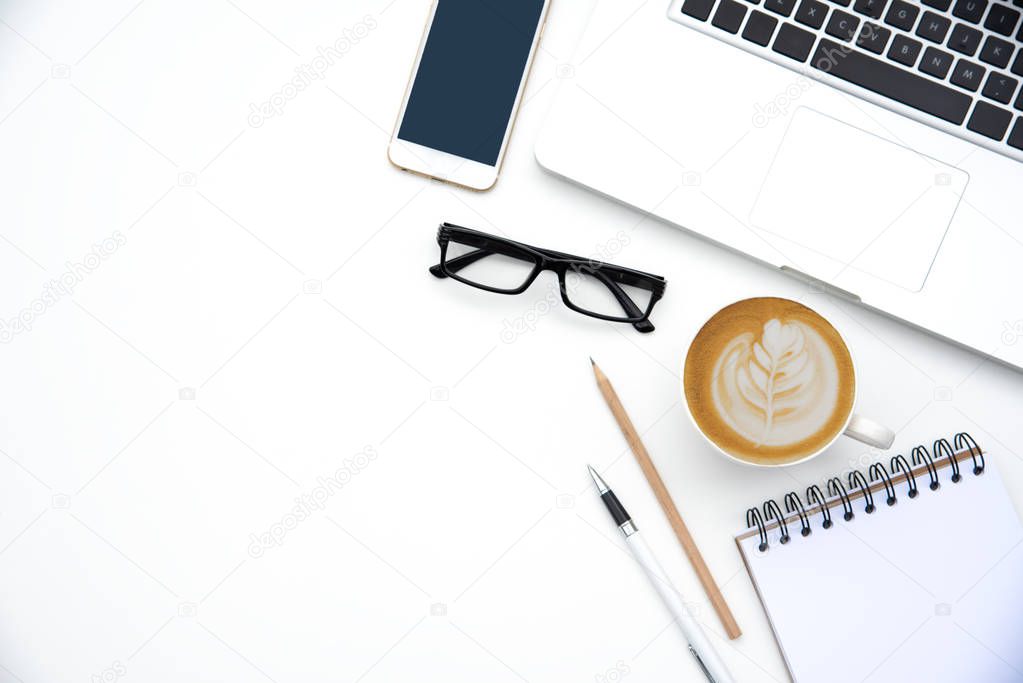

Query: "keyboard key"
left=795, top=0, right=829, bottom=27
left=1013, top=50, right=1023, bottom=76
left=981, top=72, right=1019, bottom=103
left=773, top=22, right=817, bottom=59
left=743, top=9, right=780, bottom=43
left=921, top=0, right=952, bottom=9
left=884, top=0, right=919, bottom=30
left=826, top=9, right=861, bottom=38
left=1008, top=117, right=1023, bottom=149
left=948, top=23, right=982, bottom=55
left=812, top=39, right=971, bottom=122
left=951, top=59, right=986, bottom=90
left=826, top=0, right=851, bottom=7
left=853, top=0, right=887, bottom=18
left=765, top=0, right=798, bottom=16
left=713, top=0, right=749, bottom=32
left=967, top=100, right=1012, bottom=138
left=916, top=11, right=951, bottom=42
left=857, top=22, right=892, bottom=52
left=979, top=36, right=1014, bottom=68
left=682, top=0, right=717, bottom=20
left=889, top=34, right=924, bottom=65
left=1018, top=88, right=1023, bottom=110
left=951, top=0, right=987, bottom=23
left=920, top=46, right=955, bottom=77
left=984, top=4, right=1020, bottom=35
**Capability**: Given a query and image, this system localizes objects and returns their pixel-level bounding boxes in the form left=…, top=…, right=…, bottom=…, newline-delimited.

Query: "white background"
left=1, top=0, right=1022, bottom=681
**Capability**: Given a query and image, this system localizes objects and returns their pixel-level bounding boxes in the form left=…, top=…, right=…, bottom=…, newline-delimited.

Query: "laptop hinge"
left=779, top=266, right=862, bottom=304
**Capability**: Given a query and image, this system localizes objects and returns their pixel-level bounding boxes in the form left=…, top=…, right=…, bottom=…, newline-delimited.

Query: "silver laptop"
left=536, top=0, right=1023, bottom=368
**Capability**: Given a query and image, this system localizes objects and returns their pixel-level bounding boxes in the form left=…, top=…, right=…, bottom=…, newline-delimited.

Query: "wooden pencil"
left=590, top=358, right=742, bottom=640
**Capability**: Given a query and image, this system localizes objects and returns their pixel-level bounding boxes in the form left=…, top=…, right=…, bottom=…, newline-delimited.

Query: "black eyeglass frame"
left=429, top=223, right=666, bottom=332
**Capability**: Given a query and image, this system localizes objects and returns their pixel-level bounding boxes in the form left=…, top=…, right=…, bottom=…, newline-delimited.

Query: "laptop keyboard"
left=670, top=0, right=1023, bottom=160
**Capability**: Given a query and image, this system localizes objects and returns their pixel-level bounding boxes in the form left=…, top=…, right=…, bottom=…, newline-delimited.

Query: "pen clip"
left=688, top=644, right=716, bottom=683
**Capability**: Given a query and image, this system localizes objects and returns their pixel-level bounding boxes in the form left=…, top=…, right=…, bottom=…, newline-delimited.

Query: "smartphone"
left=388, top=0, right=550, bottom=191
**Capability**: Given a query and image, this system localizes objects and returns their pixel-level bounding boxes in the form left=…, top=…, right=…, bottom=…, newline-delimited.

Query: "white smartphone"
left=388, top=0, right=551, bottom=191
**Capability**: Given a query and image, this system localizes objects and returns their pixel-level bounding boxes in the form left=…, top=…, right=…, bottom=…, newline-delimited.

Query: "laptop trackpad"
left=750, top=108, right=968, bottom=292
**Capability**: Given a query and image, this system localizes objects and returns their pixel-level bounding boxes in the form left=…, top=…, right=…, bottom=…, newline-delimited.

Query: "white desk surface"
left=1, top=1, right=1022, bottom=681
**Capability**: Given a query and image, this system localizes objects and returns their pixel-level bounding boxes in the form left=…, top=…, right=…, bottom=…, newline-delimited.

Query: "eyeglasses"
left=429, top=223, right=666, bottom=332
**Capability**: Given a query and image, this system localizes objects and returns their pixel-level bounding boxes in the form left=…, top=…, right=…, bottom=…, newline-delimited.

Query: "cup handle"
left=844, top=414, right=895, bottom=450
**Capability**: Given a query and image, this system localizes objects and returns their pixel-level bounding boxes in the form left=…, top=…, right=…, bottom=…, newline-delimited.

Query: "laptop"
left=536, top=0, right=1023, bottom=369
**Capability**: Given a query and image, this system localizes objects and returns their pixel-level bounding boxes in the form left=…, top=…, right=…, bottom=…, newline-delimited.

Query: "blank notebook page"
left=736, top=457, right=1023, bottom=683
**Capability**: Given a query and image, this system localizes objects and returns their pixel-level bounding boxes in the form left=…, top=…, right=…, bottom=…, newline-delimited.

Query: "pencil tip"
left=589, top=356, right=595, bottom=367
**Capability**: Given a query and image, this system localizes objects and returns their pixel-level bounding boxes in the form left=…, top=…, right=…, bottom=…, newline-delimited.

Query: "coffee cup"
left=682, top=297, right=894, bottom=467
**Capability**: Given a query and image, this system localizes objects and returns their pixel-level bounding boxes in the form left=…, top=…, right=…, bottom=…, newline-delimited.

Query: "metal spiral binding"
left=744, top=432, right=983, bottom=551
left=933, top=438, right=961, bottom=483
left=747, top=506, right=768, bottom=552
left=806, top=484, right=832, bottom=529
left=955, top=432, right=985, bottom=475
left=784, top=492, right=811, bottom=537
left=869, top=462, right=897, bottom=506
left=912, top=445, right=941, bottom=490
left=764, top=499, right=790, bottom=544
left=890, top=454, right=918, bottom=498
left=847, top=470, right=875, bottom=514
left=828, top=477, right=855, bottom=521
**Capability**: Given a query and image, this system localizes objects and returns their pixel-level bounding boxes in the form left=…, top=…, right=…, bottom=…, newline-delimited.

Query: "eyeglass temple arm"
left=429, top=248, right=492, bottom=278
left=585, top=267, right=654, bottom=333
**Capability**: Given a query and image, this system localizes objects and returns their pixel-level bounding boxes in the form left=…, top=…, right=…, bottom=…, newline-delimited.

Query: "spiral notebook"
left=735, top=433, right=1023, bottom=683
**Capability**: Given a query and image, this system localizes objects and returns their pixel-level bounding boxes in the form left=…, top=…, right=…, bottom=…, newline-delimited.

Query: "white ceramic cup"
left=682, top=298, right=895, bottom=468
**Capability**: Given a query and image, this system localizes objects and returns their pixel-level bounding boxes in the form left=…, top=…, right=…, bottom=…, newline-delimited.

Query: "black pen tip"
left=587, top=465, right=609, bottom=493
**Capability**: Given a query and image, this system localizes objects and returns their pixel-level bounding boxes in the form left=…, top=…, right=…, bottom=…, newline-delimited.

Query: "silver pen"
left=588, top=466, right=735, bottom=683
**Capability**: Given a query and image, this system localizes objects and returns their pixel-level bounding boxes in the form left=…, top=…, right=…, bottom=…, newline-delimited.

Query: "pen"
left=588, top=466, right=735, bottom=683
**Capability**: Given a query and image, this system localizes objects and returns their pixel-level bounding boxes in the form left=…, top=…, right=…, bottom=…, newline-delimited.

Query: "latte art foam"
left=684, top=298, right=856, bottom=465
left=711, top=319, right=839, bottom=448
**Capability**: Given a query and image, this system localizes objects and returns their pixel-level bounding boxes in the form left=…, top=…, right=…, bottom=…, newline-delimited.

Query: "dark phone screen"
left=397, top=0, right=544, bottom=166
